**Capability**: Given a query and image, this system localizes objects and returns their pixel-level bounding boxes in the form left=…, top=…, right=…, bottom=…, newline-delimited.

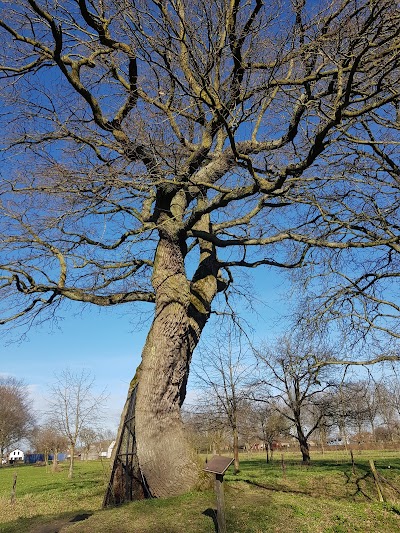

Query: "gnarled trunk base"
left=103, top=383, right=149, bottom=506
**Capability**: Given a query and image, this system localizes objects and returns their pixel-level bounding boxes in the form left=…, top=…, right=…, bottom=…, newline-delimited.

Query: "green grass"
left=1, top=451, right=400, bottom=532
left=0, top=461, right=108, bottom=532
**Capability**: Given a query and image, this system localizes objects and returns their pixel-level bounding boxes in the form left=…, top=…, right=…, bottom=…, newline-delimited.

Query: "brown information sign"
left=203, top=456, right=234, bottom=476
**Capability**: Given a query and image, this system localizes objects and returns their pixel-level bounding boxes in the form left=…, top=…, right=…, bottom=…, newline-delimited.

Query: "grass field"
left=1, top=450, right=400, bottom=532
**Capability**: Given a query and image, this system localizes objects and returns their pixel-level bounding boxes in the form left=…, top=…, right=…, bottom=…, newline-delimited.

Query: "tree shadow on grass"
left=0, top=510, right=93, bottom=533
left=343, top=470, right=373, bottom=501
left=202, top=508, right=218, bottom=532
left=229, top=477, right=311, bottom=495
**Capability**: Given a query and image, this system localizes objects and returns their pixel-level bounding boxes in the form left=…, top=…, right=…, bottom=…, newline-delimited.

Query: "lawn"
left=1, top=451, right=400, bottom=532
left=0, top=460, right=108, bottom=532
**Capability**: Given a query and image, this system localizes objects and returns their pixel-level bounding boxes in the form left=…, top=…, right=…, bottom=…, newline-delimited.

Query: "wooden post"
left=203, top=456, right=233, bottom=533
left=281, top=453, right=286, bottom=479
left=350, top=449, right=355, bottom=475
left=369, top=459, right=384, bottom=502
left=10, top=473, right=17, bottom=504
left=215, top=474, right=226, bottom=533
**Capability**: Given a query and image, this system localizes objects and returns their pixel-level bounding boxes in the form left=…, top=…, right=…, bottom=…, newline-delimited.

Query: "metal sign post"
left=204, top=456, right=233, bottom=533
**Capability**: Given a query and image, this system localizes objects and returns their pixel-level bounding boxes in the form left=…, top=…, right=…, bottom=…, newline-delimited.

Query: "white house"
left=107, top=440, right=116, bottom=459
left=99, top=440, right=116, bottom=458
left=9, top=449, right=24, bottom=462
left=82, top=440, right=116, bottom=460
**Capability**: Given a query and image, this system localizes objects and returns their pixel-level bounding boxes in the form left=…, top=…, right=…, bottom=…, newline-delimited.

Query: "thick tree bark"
left=134, top=234, right=198, bottom=497
left=108, top=221, right=220, bottom=500
left=135, top=317, right=197, bottom=496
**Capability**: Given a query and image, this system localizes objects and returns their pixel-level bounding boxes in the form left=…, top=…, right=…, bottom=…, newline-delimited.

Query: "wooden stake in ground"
left=281, top=454, right=286, bottom=479
left=350, top=449, right=356, bottom=475
left=10, top=473, right=17, bottom=504
left=369, top=459, right=384, bottom=502
left=204, top=456, right=233, bottom=533
left=215, top=474, right=226, bottom=533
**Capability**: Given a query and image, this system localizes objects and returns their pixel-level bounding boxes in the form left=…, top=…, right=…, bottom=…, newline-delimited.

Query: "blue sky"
left=0, top=267, right=289, bottom=433
left=1, top=304, right=146, bottom=431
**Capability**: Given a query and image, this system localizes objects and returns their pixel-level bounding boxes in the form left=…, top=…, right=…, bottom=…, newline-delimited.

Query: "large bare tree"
left=0, top=0, right=399, bottom=497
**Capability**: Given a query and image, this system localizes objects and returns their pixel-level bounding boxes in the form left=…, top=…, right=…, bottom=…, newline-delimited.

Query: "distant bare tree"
left=193, top=323, right=255, bottom=473
left=80, top=427, right=100, bottom=460
left=183, top=404, right=231, bottom=456
left=47, top=369, right=107, bottom=478
left=384, top=372, right=400, bottom=427
left=375, top=382, right=400, bottom=442
left=255, top=335, right=336, bottom=463
left=0, top=376, right=34, bottom=464
left=253, top=404, right=288, bottom=462
left=31, top=425, right=68, bottom=471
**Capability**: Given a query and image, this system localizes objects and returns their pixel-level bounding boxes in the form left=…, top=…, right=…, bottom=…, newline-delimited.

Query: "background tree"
left=0, top=376, right=34, bottom=464
left=383, top=372, right=400, bottom=433
left=31, top=425, right=68, bottom=471
left=184, top=402, right=232, bottom=456
left=374, top=382, right=400, bottom=442
left=255, top=335, right=336, bottom=463
left=47, top=368, right=107, bottom=478
left=340, top=382, right=370, bottom=438
left=0, top=0, right=399, bottom=497
left=193, top=323, right=255, bottom=473
left=253, top=403, right=288, bottom=463
left=80, top=427, right=100, bottom=461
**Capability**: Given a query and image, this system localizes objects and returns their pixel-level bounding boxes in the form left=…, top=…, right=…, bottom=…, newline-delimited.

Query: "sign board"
left=203, top=456, right=234, bottom=476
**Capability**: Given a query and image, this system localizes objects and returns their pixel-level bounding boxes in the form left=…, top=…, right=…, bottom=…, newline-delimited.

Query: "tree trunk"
left=134, top=235, right=197, bottom=498
left=68, top=444, right=75, bottom=479
left=233, top=427, right=240, bottom=474
left=134, top=315, right=198, bottom=497
left=108, top=226, right=219, bottom=500
left=299, top=440, right=310, bottom=464
left=340, top=423, right=349, bottom=452
left=297, top=427, right=310, bottom=464
left=52, top=447, right=59, bottom=472
left=370, top=421, right=376, bottom=443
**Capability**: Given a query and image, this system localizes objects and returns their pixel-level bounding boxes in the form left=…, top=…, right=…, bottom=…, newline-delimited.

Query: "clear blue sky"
left=0, top=267, right=289, bottom=433
left=1, top=304, right=147, bottom=431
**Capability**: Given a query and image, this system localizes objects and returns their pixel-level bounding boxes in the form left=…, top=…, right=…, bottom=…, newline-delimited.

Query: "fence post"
left=204, top=456, right=234, bottom=533
left=350, top=449, right=355, bottom=475
left=10, top=473, right=17, bottom=504
left=369, top=459, right=384, bottom=502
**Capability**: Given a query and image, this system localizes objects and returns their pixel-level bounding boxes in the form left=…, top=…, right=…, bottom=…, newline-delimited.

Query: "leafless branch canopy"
left=0, top=0, right=399, bottom=333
